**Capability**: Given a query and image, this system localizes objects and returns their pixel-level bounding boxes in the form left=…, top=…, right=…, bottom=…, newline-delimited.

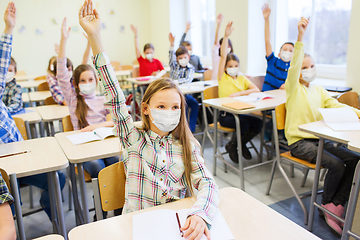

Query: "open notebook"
left=136, top=69, right=167, bottom=81
left=66, top=127, right=115, bottom=145
left=133, top=208, right=234, bottom=240
left=318, top=108, right=360, bottom=131
left=233, top=92, right=274, bottom=103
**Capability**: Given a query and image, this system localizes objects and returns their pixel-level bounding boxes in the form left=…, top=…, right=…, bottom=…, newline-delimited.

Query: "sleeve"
left=187, top=142, right=219, bottom=227
left=169, top=47, right=177, bottom=68
left=137, top=55, right=144, bottom=63
left=323, top=89, right=360, bottom=117
left=179, top=33, right=187, bottom=47
left=243, top=76, right=252, bottom=90
left=285, top=42, right=304, bottom=94
left=265, top=52, right=276, bottom=65
left=46, top=74, right=64, bottom=105
left=156, top=59, right=164, bottom=71
left=196, top=56, right=204, bottom=70
left=178, top=66, right=194, bottom=85
left=57, top=58, right=76, bottom=105
left=0, top=34, right=13, bottom=100
left=6, top=84, right=22, bottom=114
left=0, top=172, right=14, bottom=205
left=93, top=52, right=141, bottom=148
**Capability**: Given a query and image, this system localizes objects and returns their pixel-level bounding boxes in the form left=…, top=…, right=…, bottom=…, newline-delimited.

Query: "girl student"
left=286, top=18, right=360, bottom=237
left=78, top=1, right=219, bottom=239
left=217, top=22, right=263, bottom=162
left=130, top=24, right=164, bottom=77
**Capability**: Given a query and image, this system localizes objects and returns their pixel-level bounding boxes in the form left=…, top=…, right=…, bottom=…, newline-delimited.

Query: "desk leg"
left=9, top=174, right=26, bottom=240
left=51, top=171, right=67, bottom=240
left=213, top=109, right=218, bottom=176
left=234, top=115, right=244, bottom=191
left=69, top=163, right=84, bottom=225
left=39, top=122, right=45, bottom=137
left=308, top=138, right=324, bottom=230
left=24, top=121, right=32, bottom=139
left=50, top=122, right=55, bottom=136
left=259, top=111, right=266, bottom=163
left=77, top=163, right=90, bottom=223
left=47, top=173, right=59, bottom=234
left=131, top=83, right=136, bottom=120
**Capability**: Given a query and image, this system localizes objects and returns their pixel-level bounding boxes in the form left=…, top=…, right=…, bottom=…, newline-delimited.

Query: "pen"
left=176, top=212, right=184, bottom=237
left=254, top=97, right=260, bottom=102
left=0, top=150, right=30, bottom=159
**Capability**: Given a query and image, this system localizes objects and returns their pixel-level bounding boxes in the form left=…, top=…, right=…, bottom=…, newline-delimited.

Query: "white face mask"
left=178, top=58, right=189, bottom=67
left=226, top=67, right=239, bottom=77
left=6, top=72, right=15, bottom=83
left=146, top=54, right=153, bottom=61
left=150, top=108, right=181, bottom=132
left=188, top=50, right=193, bottom=56
left=280, top=50, right=293, bottom=62
left=79, top=82, right=96, bottom=95
left=68, top=71, right=73, bottom=78
left=50, top=64, right=55, bottom=71
left=301, top=68, right=316, bottom=83
left=227, top=48, right=231, bottom=54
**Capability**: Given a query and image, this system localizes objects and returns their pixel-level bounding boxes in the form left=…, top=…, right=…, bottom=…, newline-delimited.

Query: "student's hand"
left=297, top=17, right=309, bottom=42
left=262, top=4, right=271, bottom=19
left=169, top=33, right=175, bottom=47
left=181, top=215, right=210, bottom=240
left=83, top=32, right=89, bottom=40
left=130, top=24, right=138, bottom=37
left=81, top=123, right=99, bottom=132
left=185, top=21, right=192, bottom=33
left=79, top=0, right=101, bottom=37
left=224, top=21, right=234, bottom=37
left=216, top=14, right=223, bottom=25
left=229, top=92, right=240, bottom=97
left=280, top=83, right=285, bottom=89
left=61, top=18, right=71, bottom=40
left=3, top=2, right=16, bottom=34
left=151, top=71, right=158, bottom=76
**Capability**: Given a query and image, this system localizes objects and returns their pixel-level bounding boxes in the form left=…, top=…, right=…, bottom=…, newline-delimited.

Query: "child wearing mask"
left=3, top=57, right=22, bottom=114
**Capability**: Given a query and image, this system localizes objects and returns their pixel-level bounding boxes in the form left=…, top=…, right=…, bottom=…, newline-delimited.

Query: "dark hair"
left=10, top=57, right=17, bottom=73
left=143, top=43, right=154, bottom=52
left=47, top=56, right=56, bottom=75
left=181, top=41, right=192, bottom=47
left=175, top=46, right=189, bottom=57
left=73, top=64, right=97, bottom=129
left=224, top=53, right=240, bottom=74
left=219, top=38, right=233, bottom=57
left=53, top=58, right=73, bottom=76
left=280, top=42, right=294, bottom=51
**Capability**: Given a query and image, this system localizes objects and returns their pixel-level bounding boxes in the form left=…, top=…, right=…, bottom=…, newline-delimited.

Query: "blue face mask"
left=150, top=108, right=181, bottom=132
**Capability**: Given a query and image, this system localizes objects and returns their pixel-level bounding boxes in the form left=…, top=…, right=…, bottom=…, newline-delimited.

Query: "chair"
left=37, top=82, right=50, bottom=91
left=132, top=59, right=139, bottom=66
left=44, top=96, right=57, bottom=106
left=249, top=76, right=265, bottom=91
left=120, top=65, right=133, bottom=71
left=92, top=161, right=126, bottom=220
left=34, top=75, right=46, bottom=80
left=131, top=66, right=140, bottom=78
left=266, top=103, right=320, bottom=224
left=203, top=69, right=213, bottom=80
left=12, top=117, right=28, bottom=140
left=0, top=168, right=11, bottom=195
left=337, top=91, right=360, bottom=109
left=110, top=61, right=121, bottom=71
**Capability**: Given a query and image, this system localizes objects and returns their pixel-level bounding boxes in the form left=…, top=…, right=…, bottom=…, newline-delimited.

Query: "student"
left=286, top=17, right=360, bottom=237
left=78, top=1, right=219, bottom=239
left=179, top=22, right=206, bottom=72
left=262, top=4, right=294, bottom=91
left=169, top=33, right=198, bottom=133
left=3, top=57, right=22, bottom=114
left=218, top=22, right=262, bottom=161
left=0, top=2, right=65, bottom=221
left=130, top=24, right=164, bottom=77
left=0, top=172, right=16, bottom=240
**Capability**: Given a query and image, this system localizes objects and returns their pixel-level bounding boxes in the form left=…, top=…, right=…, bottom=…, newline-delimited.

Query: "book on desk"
left=318, top=108, right=360, bottom=131
left=66, top=127, right=115, bottom=145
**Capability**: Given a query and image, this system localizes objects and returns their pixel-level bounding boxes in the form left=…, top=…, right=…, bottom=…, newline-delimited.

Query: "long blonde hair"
left=141, top=78, right=195, bottom=195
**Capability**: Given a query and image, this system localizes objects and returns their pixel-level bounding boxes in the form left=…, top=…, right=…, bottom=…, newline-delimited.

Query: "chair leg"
left=92, top=178, right=103, bottom=221
left=266, top=159, right=278, bottom=195
left=29, top=186, right=34, bottom=209
left=220, top=133, right=224, bottom=147
left=301, top=168, right=310, bottom=187
left=290, top=163, right=295, bottom=178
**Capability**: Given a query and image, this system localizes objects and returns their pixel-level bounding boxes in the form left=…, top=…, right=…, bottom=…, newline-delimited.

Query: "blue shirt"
left=262, top=52, right=290, bottom=91
left=169, top=47, right=195, bottom=85
left=0, top=33, right=23, bottom=144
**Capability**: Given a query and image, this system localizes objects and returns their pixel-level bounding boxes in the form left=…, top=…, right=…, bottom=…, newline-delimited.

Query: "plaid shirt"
left=169, top=47, right=195, bottom=85
left=0, top=33, right=23, bottom=144
left=93, top=52, right=219, bottom=226
left=0, top=172, right=13, bottom=205
left=46, top=74, right=65, bottom=105
left=3, top=78, right=23, bottom=114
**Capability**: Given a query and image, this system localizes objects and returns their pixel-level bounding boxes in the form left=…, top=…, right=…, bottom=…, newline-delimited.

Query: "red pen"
left=176, top=212, right=184, bottom=237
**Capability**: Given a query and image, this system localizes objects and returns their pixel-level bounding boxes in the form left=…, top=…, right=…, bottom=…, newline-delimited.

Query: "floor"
left=19, top=129, right=325, bottom=239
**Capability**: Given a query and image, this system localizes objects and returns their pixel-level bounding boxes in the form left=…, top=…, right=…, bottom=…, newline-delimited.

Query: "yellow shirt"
left=285, top=42, right=360, bottom=145
left=218, top=73, right=251, bottom=98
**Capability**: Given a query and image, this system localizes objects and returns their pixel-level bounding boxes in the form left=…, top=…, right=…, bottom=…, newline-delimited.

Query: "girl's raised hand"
left=181, top=215, right=210, bottom=240
left=262, top=4, right=271, bottom=19
left=130, top=24, right=138, bottom=36
left=297, top=17, right=309, bottom=42
left=225, top=21, right=234, bottom=37
left=79, top=0, right=101, bottom=36
left=185, top=21, right=192, bottom=33
left=216, top=14, right=223, bottom=25
left=4, top=2, right=16, bottom=32
left=61, top=18, right=71, bottom=40
left=169, top=33, right=175, bottom=46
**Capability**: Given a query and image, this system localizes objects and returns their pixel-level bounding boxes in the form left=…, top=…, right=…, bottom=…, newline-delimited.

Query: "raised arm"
left=130, top=25, right=141, bottom=59
left=214, top=14, right=223, bottom=45
left=179, top=21, right=191, bottom=46
left=218, top=22, right=233, bottom=81
left=262, top=4, right=272, bottom=57
left=82, top=33, right=91, bottom=64
left=168, top=33, right=177, bottom=68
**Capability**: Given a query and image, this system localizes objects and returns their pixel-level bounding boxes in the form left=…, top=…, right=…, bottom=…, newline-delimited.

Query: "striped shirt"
left=0, top=33, right=23, bottom=144
left=0, top=172, right=13, bottom=205
left=263, top=52, right=290, bottom=91
left=93, top=52, right=219, bottom=226
left=3, top=78, right=22, bottom=114
left=57, top=58, right=109, bottom=130
left=169, top=47, right=195, bottom=85
left=46, top=74, right=65, bottom=105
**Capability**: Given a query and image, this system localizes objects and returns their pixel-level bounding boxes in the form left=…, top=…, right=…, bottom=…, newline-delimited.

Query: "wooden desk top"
left=29, top=91, right=51, bottom=102
left=0, top=137, right=68, bottom=178
left=68, top=187, right=319, bottom=240
left=126, top=77, right=154, bottom=85
left=114, top=70, right=132, bottom=77
left=33, top=234, right=64, bottom=240
left=15, top=74, right=42, bottom=82
left=18, top=80, right=46, bottom=89
left=12, top=107, right=42, bottom=124
left=179, top=80, right=218, bottom=95
left=348, top=141, right=360, bottom=153
left=54, top=131, right=122, bottom=163
left=22, top=92, right=30, bottom=103
left=36, top=105, right=69, bottom=122
left=298, top=121, right=360, bottom=145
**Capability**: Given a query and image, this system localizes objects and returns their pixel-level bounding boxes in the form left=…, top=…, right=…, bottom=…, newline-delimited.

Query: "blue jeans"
left=185, top=95, right=199, bottom=132
left=83, top=156, right=119, bottom=178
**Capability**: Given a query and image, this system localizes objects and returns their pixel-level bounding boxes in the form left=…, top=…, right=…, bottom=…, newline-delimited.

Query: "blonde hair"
left=141, top=78, right=195, bottom=195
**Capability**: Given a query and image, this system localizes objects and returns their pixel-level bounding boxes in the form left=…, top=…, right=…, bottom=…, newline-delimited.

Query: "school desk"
left=203, top=89, right=286, bottom=190
left=33, top=234, right=65, bottom=240
left=298, top=121, right=360, bottom=232
left=68, top=187, right=320, bottom=240
left=29, top=91, right=51, bottom=106
left=0, top=137, right=69, bottom=240
left=22, top=92, right=30, bottom=106
left=18, top=79, right=46, bottom=91
left=36, top=105, right=69, bottom=136
left=15, top=74, right=42, bottom=82
left=54, top=131, right=122, bottom=225
left=13, top=107, right=44, bottom=139
left=125, top=77, right=153, bottom=119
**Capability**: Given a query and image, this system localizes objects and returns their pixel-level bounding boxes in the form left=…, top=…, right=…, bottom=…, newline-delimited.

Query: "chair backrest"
left=132, top=59, right=139, bottom=65
left=34, top=75, right=46, bottom=80
left=0, top=168, right=11, bottom=195
left=337, top=91, right=360, bottom=109
left=110, top=61, right=121, bottom=71
left=44, top=96, right=57, bottom=105
left=203, top=69, right=213, bottom=80
left=98, top=161, right=126, bottom=211
left=203, top=86, right=218, bottom=100
left=131, top=66, right=140, bottom=78
left=275, top=103, right=286, bottom=130
left=120, top=65, right=133, bottom=71
left=16, top=70, right=26, bottom=76
left=37, top=82, right=50, bottom=91
left=62, top=115, right=74, bottom=132
left=12, top=117, right=28, bottom=140
left=249, top=76, right=265, bottom=91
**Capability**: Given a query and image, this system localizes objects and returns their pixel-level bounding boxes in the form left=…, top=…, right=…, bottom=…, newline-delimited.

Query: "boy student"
left=3, top=57, right=23, bottom=114
left=262, top=4, right=294, bottom=91
left=179, top=22, right=207, bottom=72
left=0, top=2, right=66, bottom=221
left=169, top=33, right=198, bottom=133
left=0, top=172, right=16, bottom=240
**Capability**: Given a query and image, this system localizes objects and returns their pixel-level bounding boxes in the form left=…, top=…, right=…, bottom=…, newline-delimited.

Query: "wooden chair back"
left=38, top=82, right=50, bottom=91
left=16, top=70, right=26, bottom=76
left=132, top=59, right=139, bottom=65
left=337, top=91, right=360, bottom=109
left=12, top=117, right=28, bottom=140
left=203, top=69, right=213, bottom=80
left=0, top=169, right=11, bottom=195
left=131, top=66, right=140, bottom=78
left=44, top=96, right=57, bottom=105
left=203, top=86, right=218, bottom=100
left=62, top=115, right=74, bottom=132
left=250, top=76, right=265, bottom=91
left=110, top=61, right=121, bottom=71
left=98, top=162, right=126, bottom=211
left=34, top=75, right=46, bottom=81
left=275, top=103, right=286, bottom=130
left=120, top=65, right=133, bottom=71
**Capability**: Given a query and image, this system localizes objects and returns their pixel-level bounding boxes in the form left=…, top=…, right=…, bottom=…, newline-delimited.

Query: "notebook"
left=133, top=208, right=234, bottom=240
left=318, top=108, right=360, bottom=131
left=222, top=101, right=255, bottom=110
left=66, top=127, right=115, bottom=145
left=234, top=92, right=274, bottom=102
left=136, top=69, right=167, bottom=81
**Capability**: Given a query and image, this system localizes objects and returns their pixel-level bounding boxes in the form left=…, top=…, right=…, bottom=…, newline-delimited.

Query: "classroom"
left=0, top=0, right=360, bottom=239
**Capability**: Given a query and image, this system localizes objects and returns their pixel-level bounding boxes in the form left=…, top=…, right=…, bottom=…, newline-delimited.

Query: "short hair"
left=181, top=41, right=192, bottom=47
left=175, top=46, right=189, bottom=57
left=10, top=57, right=17, bottom=73
left=225, top=53, right=240, bottom=70
left=280, top=42, right=294, bottom=51
left=219, top=38, right=233, bottom=57
left=143, top=43, right=154, bottom=52
left=52, top=58, right=73, bottom=76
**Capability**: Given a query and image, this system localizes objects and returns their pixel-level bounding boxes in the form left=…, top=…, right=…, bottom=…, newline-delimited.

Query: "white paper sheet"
left=318, top=108, right=360, bottom=131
